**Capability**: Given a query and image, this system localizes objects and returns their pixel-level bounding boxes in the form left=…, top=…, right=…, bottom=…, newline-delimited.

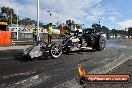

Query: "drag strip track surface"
left=0, top=39, right=132, bottom=88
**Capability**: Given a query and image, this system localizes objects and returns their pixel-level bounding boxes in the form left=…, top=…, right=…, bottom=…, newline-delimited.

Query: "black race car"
left=62, top=28, right=106, bottom=53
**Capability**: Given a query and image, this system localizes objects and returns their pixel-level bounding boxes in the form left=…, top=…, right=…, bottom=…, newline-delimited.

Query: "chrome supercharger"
left=62, top=35, right=83, bottom=53
left=69, top=36, right=81, bottom=51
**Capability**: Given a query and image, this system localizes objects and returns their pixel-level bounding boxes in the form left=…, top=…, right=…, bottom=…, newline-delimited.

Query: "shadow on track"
left=13, top=52, right=28, bottom=62
left=63, top=49, right=96, bottom=55
left=13, top=52, right=57, bottom=62
left=13, top=49, right=96, bottom=62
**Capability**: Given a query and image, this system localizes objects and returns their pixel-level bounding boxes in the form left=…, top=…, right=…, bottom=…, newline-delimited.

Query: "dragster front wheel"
left=50, top=44, right=62, bottom=59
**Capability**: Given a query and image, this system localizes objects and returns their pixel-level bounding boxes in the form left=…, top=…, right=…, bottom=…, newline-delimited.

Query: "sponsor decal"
left=76, top=64, right=130, bottom=85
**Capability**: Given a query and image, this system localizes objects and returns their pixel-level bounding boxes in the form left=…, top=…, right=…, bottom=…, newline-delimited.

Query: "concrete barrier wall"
left=11, top=33, right=46, bottom=39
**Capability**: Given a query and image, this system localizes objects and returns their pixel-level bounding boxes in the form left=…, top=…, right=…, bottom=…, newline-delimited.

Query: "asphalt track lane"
left=0, top=40, right=132, bottom=88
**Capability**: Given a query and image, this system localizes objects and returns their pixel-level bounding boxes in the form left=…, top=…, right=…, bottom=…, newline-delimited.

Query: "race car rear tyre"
left=95, top=36, right=106, bottom=51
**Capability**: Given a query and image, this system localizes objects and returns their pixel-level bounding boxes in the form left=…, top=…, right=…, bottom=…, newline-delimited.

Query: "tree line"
left=0, top=6, right=129, bottom=36
left=110, top=28, right=128, bottom=37
left=0, top=6, right=43, bottom=26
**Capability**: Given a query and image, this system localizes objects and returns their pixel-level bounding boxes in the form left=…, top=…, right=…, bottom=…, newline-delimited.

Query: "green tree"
left=30, top=20, right=37, bottom=25
left=21, top=17, right=31, bottom=26
left=0, top=7, right=43, bottom=27
left=0, top=6, right=18, bottom=24
left=92, top=23, right=101, bottom=30
left=101, top=26, right=110, bottom=39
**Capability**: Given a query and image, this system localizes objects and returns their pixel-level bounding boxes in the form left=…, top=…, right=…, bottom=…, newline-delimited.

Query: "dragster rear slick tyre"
left=95, top=36, right=106, bottom=51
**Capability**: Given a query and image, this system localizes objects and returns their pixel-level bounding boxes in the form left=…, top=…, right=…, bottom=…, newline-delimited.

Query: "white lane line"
left=99, top=58, right=111, bottom=63
left=1, top=74, right=51, bottom=88
left=1, top=71, right=36, bottom=80
left=89, top=54, right=131, bottom=74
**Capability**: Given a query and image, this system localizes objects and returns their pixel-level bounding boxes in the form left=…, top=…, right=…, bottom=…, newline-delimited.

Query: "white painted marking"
left=1, top=71, right=36, bottom=79
left=99, top=58, right=111, bottom=63
left=1, top=74, right=51, bottom=88
left=89, top=54, right=131, bottom=74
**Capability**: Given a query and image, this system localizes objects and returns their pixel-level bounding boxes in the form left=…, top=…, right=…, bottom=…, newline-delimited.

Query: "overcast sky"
left=0, top=0, right=132, bottom=29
